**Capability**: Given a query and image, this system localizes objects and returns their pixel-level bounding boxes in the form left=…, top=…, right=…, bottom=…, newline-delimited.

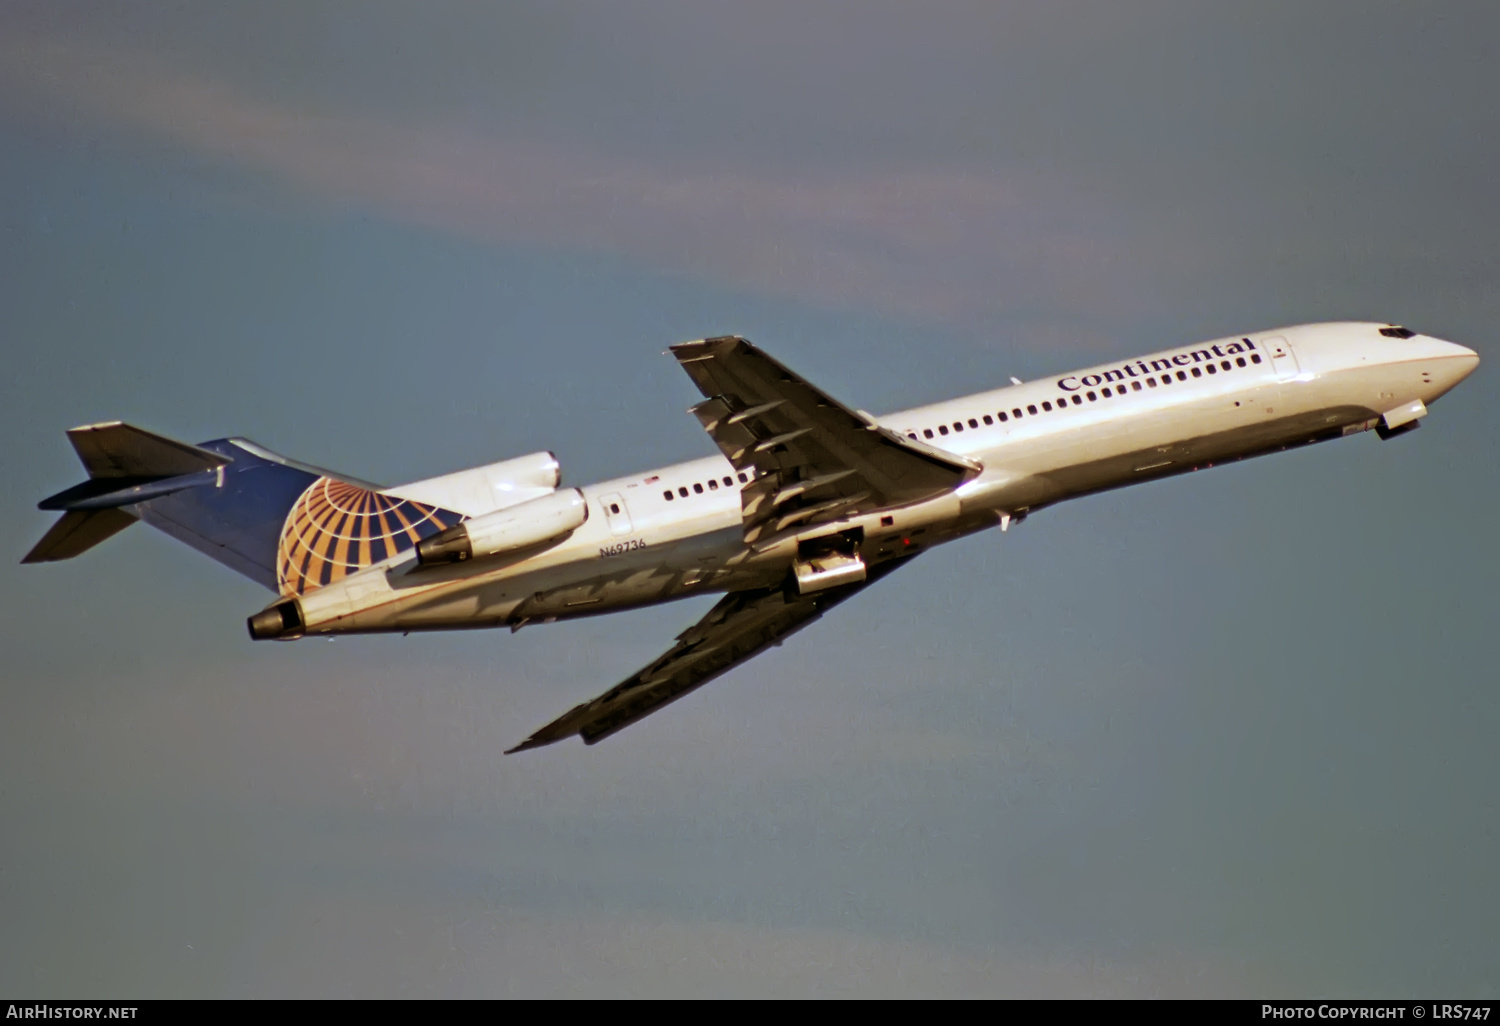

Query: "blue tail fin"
left=26, top=424, right=462, bottom=595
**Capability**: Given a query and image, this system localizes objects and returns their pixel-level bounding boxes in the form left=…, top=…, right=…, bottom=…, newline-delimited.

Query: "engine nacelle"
left=247, top=598, right=304, bottom=641
left=381, top=450, right=562, bottom=517
left=415, top=488, right=588, bottom=566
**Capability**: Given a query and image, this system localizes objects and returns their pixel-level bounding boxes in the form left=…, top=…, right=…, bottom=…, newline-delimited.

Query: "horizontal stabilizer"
left=24, top=422, right=229, bottom=567
left=66, top=422, right=230, bottom=479
left=22, top=509, right=136, bottom=563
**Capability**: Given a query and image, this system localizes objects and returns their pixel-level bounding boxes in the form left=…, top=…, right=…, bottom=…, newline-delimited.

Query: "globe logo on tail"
left=276, top=478, right=460, bottom=596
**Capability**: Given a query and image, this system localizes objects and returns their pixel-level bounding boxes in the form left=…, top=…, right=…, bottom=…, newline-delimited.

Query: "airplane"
left=24, top=322, right=1479, bottom=752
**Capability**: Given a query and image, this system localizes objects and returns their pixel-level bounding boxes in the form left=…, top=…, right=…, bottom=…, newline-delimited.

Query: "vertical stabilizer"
left=25, top=424, right=463, bottom=593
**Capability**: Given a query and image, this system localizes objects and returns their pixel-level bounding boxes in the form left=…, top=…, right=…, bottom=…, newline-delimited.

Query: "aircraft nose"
left=1423, top=336, right=1480, bottom=375
left=1416, top=335, right=1480, bottom=396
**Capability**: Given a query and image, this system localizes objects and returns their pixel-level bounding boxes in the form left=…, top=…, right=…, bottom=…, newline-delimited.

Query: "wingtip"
left=504, top=734, right=563, bottom=755
left=65, top=420, right=125, bottom=435
left=669, top=336, right=746, bottom=357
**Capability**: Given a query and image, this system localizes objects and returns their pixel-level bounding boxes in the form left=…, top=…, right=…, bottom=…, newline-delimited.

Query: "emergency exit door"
left=599, top=492, right=632, bottom=536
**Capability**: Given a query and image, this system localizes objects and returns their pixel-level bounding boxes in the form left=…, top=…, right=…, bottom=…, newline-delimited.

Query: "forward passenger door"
left=1263, top=336, right=1301, bottom=379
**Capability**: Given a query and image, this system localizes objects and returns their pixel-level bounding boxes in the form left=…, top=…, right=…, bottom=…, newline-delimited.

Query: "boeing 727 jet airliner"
left=25, top=322, right=1479, bottom=751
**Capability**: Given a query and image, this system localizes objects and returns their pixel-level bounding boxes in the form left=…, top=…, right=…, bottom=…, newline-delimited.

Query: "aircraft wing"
left=671, top=337, right=980, bottom=544
left=506, top=556, right=913, bottom=753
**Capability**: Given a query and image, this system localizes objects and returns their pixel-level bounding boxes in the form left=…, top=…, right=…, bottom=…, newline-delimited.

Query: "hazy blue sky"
left=1, top=2, right=1496, bottom=997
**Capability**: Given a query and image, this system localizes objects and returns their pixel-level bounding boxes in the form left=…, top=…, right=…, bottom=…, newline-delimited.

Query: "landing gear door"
left=1263, top=336, right=1301, bottom=379
left=599, top=492, right=633, bottom=536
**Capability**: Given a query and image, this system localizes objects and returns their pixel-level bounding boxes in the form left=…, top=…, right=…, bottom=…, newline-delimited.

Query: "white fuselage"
left=290, top=322, right=1478, bottom=636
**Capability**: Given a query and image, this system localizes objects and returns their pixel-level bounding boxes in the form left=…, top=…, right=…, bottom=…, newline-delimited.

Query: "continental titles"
left=1058, top=339, right=1258, bottom=391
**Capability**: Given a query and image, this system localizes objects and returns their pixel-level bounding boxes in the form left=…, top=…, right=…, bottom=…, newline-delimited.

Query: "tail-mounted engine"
left=415, top=488, right=588, bottom=566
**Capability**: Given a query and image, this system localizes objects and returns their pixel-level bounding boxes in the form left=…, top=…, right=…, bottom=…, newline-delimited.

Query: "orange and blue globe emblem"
left=276, top=477, right=460, bottom=595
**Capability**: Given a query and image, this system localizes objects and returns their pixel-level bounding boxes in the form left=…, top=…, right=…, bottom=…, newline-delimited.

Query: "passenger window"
left=738, top=472, right=748, bottom=482
left=1027, top=404, right=1038, bottom=415
left=1236, top=357, right=1246, bottom=367
left=1205, top=364, right=1216, bottom=375
left=1072, top=395, right=1083, bottom=405
left=610, top=503, right=621, bottom=514
left=679, top=487, right=689, bottom=497
left=708, top=479, right=718, bottom=490
left=1251, top=354, right=1263, bottom=364
left=1012, top=408, right=1023, bottom=419
left=1131, top=381, right=1142, bottom=391
left=968, top=418, right=979, bottom=428
left=1221, top=360, right=1231, bottom=371
left=1041, top=401, right=1052, bottom=412
left=983, top=415, right=993, bottom=425
left=998, top=412, right=1008, bottom=422
left=953, top=422, right=963, bottom=432
left=664, top=491, right=674, bottom=501
left=693, top=483, right=703, bottom=494
left=924, top=428, right=934, bottom=439
left=1101, top=387, right=1112, bottom=397
left=907, top=432, right=918, bottom=440
left=1087, top=391, right=1097, bottom=401
left=1192, top=367, right=1202, bottom=378
left=1147, top=378, right=1157, bottom=388
left=724, top=476, right=733, bottom=486
left=938, top=425, right=949, bottom=435
left=1177, top=371, right=1187, bottom=381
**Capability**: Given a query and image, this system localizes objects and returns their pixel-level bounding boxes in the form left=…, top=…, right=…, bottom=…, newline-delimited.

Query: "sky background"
left=1, top=1, right=1496, bottom=997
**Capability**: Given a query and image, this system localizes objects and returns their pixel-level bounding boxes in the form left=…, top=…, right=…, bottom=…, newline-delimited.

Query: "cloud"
left=0, top=28, right=1157, bottom=333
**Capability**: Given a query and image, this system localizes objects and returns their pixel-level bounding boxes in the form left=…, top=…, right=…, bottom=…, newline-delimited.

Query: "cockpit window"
left=1380, top=326, right=1417, bottom=339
